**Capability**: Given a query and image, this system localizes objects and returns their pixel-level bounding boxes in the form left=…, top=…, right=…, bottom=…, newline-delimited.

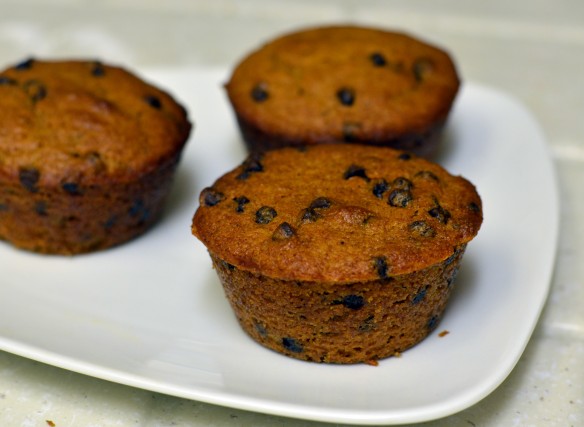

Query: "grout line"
left=353, top=9, right=584, bottom=46
left=439, top=16, right=584, bottom=45
left=540, top=320, right=584, bottom=339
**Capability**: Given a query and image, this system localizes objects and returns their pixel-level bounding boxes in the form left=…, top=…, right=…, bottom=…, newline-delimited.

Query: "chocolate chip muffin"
left=0, top=58, right=192, bottom=254
left=225, top=25, right=460, bottom=157
left=191, top=144, right=482, bottom=364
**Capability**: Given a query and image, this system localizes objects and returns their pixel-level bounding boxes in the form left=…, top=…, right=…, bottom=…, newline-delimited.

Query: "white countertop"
left=0, top=1, right=582, bottom=426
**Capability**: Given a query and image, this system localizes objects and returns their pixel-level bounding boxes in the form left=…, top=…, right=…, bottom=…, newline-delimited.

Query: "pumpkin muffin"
left=191, top=144, right=482, bottom=364
left=225, top=25, right=460, bottom=157
left=0, top=58, right=192, bottom=254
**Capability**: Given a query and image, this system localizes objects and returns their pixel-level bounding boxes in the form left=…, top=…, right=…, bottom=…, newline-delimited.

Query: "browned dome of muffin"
left=192, top=144, right=482, bottom=363
left=225, top=25, right=460, bottom=156
left=0, top=58, right=192, bottom=254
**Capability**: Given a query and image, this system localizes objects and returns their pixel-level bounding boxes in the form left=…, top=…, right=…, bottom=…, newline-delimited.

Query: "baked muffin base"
left=235, top=114, right=445, bottom=158
left=0, top=156, right=180, bottom=255
left=210, top=245, right=466, bottom=364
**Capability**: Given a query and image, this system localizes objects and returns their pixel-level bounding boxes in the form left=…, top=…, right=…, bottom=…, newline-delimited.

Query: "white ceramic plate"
left=0, top=68, right=558, bottom=425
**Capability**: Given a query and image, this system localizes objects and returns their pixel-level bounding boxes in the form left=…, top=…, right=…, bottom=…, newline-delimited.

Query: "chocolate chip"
left=370, top=52, right=386, bottom=67
left=219, top=259, right=236, bottom=271
left=129, top=200, right=144, bottom=216
left=242, top=155, right=263, bottom=172
left=409, top=220, right=436, bottom=238
left=144, top=95, right=162, bottom=109
left=469, top=201, right=481, bottom=213
left=251, top=83, right=269, bottom=102
left=398, top=152, right=412, bottom=161
left=272, top=222, right=295, bottom=240
left=62, top=182, right=82, bottom=196
left=358, top=315, right=376, bottom=332
left=337, top=87, right=355, bottom=106
left=84, top=151, right=105, bottom=173
left=300, top=208, right=320, bottom=223
left=388, top=189, right=412, bottom=207
left=428, top=203, right=451, bottom=224
left=34, top=201, right=47, bottom=216
left=233, top=196, right=250, bottom=213
left=373, top=256, right=389, bottom=279
left=14, top=58, right=34, bottom=70
left=392, top=177, right=413, bottom=191
left=342, top=122, right=361, bottom=142
left=372, top=179, right=389, bottom=198
left=129, top=199, right=150, bottom=222
left=65, top=215, right=79, bottom=224
left=412, top=287, right=427, bottom=305
left=237, top=153, right=264, bottom=180
left=427, top=315, right=439, bottom=331
left=300, top=197, right=331, bottom=224
left=343, top=164, right=369, bottom=181
left=91, top=61, right=106, bottom=77
left=413, top=57, right=435, bottom=82
left=341, top=295, right=365, bottom=310
left=282, top=337, right=303, bottom=353
left=0, top=203, right=8, bottom=211
left=295, top=145, right=308, bottom=153
left=415, top=170, right=440, bottom=182
left=200, top=187, right=225, bottom=207
left=361, top=214, right=374, bottom=226
left=0, top=76, right=17, bottom=85
left=309, top=197, right=331, bottom=210
left=19, top=167, right=40, bottom=193
left=254, top=321, right=268, bottom=338
left=23, top=79, right=46, bottom=102
left=255, top=206, right=277, bottom=224
left=104, top=215, right=117, bottom=229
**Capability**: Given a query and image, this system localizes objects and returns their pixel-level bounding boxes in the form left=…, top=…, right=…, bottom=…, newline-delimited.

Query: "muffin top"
left=0, top=58, right=192, bottom=187
left=225, top=25, right=460, bottom=145
left=192, top=144, right=482, bottom=283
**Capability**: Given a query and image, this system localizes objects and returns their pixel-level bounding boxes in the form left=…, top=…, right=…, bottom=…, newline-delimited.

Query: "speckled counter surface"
left=0, top=1, right=582, bottom=426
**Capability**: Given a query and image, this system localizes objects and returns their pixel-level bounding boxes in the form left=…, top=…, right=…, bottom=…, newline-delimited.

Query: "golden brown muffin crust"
left=225, top=25, right=460, bottom=149
left=192, top=145, right=482, bottom=282
left=0, top=59, right=191, bottom=187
